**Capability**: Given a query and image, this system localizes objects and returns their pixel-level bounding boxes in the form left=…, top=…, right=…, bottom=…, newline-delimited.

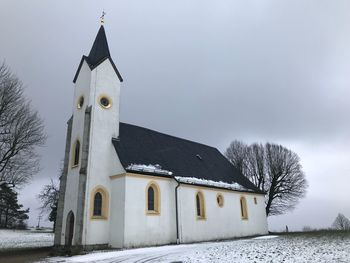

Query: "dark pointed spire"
left=87, top=25, right=110, bottom=66
left=73, top=25, right=123, bottom=83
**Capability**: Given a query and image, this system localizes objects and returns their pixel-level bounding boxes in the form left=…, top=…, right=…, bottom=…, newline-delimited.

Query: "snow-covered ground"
left=0, top=229, right=54, bottom=250
left=44, top=232, right=350, bottom=263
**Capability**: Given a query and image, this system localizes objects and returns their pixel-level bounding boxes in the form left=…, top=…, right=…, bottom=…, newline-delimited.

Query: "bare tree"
left=38, top=177, right=59, bottom=230
left=246, top=143, right=266, bottom=190
left=225, top=141, right=308, bottom=216
left=225, top=141, right=266, bottom=190
left=0, top=62, right=46, bottom=187
left=264, top=143, right=307, bottom=215
left=225, top=140, right=248, bottom=174
left=332, top=213, right=350, bottom=230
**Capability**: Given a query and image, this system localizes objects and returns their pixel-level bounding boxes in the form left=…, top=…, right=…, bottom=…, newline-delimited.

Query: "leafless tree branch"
left=0, top=62, right=46, bottom=188
left=332, top=213, right=350, bottom=230
left=225, top=141, right=308, bottom=216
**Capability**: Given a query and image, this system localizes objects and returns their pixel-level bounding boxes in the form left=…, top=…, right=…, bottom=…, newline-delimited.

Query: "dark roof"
left=112, top=123, right=263, bottom=193
left=73, top=26, right=123, bottom=83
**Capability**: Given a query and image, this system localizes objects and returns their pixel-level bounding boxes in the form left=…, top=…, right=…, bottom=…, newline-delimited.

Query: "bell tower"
left=55, top=23, right=124, bottom=247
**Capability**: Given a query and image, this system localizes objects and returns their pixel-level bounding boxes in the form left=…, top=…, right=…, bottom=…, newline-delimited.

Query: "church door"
left=65, top=211, right=75, bottom=246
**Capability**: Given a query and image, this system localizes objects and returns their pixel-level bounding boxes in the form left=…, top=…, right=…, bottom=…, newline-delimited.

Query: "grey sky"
left=0, top=0, right=349, bottom=230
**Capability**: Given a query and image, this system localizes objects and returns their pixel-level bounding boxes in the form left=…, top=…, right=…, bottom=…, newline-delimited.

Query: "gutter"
left=173, top=177, right=181, bottom=244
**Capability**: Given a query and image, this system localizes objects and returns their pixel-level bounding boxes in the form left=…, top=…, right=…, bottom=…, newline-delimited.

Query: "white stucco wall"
left=82, top=59, right=125, bottom=245
left=122, top=174, right=177, bottom=248
left=178, top=186, right=268, bottom=243
left=109, top=176, right=126, bottom=248
left=114, top=174, right=268, bottom=248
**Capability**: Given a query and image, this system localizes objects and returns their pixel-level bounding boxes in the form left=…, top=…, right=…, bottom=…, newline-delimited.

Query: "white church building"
left=54, top=25, right=268, bottom=249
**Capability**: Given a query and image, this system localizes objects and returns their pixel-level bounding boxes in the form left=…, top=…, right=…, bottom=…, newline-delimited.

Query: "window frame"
left=93, top=192, right=103, bottom=216
left=98, top=94, right=112, bottom=109
left=90, top=186, right=109, bottom=220
left=77, top=95, right=84, bottom=109
left=195, top=191, right=206, bottom=220
left=240, top=196, right=248, bottom=220
left=145, top=181, right=160, bottom=215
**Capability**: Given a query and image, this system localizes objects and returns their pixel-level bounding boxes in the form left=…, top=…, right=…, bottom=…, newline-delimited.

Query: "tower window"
left=196, top=191, right=205, bottom=219
left=72, top=140, right=80, bottom=167
left=77, top=96, right=84, bottom=109
left=146, top=182, right=160, bottom=215
left=99, top=95, right=112, bottom=109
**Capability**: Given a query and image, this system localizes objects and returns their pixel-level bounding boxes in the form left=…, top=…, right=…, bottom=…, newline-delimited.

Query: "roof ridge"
left=119, top=122, right=218, bottom=150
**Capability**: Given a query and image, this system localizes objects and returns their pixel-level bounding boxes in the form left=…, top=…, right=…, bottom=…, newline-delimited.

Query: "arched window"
left=90, top=186, right=109, bottom=219
left=146, top=182, right=160, bottom=214
left=93, top=192, right=102, bottom=216
left=72, top=140, right=80, bottom=167
left=148, top=187, right=155, bottom=211
left=240, top=196, right=248, bottom=219
left=196, top=191, right=205, bottom=219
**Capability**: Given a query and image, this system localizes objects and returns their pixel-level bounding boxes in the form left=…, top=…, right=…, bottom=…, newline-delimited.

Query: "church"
left=54, top=24, right=268, bottom=249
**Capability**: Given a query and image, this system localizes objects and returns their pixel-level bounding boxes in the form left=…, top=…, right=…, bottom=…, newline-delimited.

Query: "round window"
left=217, top=194, right=224, bottom=207
left=99, top=96, right=112, bottom=109
left=77, top=96, right=84, bottom=109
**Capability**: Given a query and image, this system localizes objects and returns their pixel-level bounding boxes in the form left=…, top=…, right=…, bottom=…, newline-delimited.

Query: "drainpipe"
left=174, top=177, right=181, bottom=244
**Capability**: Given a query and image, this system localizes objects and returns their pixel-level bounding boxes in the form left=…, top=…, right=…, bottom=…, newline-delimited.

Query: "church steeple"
left=73, top=25, right=123, bottom=83
left=87, top=26, right=111, bottom=67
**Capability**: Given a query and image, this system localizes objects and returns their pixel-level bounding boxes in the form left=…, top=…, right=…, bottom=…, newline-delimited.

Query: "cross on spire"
left=100, top=11, right=106, bottom=24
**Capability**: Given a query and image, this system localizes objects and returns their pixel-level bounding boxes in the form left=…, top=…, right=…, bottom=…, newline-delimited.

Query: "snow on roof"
left=126, top=164, right=173, bottom=176
left=126, top=164, right=252, bottom=192
left=174, top=176, right=249, bottom=191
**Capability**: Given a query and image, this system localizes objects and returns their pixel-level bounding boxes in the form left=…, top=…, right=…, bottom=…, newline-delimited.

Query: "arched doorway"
left=65, top=211, right=75, bottom=246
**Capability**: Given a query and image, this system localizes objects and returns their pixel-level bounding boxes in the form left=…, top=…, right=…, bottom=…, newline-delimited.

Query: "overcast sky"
left=1, top=0, right=349, bottom=230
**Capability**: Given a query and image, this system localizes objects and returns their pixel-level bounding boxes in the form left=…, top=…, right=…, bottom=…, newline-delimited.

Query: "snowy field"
left=0, top=229, right=54, bottom=250
left=44, top=231, right=350, bottom=263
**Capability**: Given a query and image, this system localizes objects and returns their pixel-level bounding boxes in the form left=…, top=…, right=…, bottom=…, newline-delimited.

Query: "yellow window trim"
left=145, top=181, right=161, bottom=216
left=91, top=215, right=107, bottom=220
left=90, top=185, right=109, bottom=220
left=240, top=196, right=249, bottom=220
left=77, top=95, right=84, bottom=109
left=195, top=191, right=206, bottom=220
left=146, top=210, right=160, bottom=216
left=98, top=94, right=113, bottom=109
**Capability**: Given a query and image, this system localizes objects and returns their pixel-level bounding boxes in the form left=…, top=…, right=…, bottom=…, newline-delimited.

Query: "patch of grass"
left=270, top=229, right=350, bottom=238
